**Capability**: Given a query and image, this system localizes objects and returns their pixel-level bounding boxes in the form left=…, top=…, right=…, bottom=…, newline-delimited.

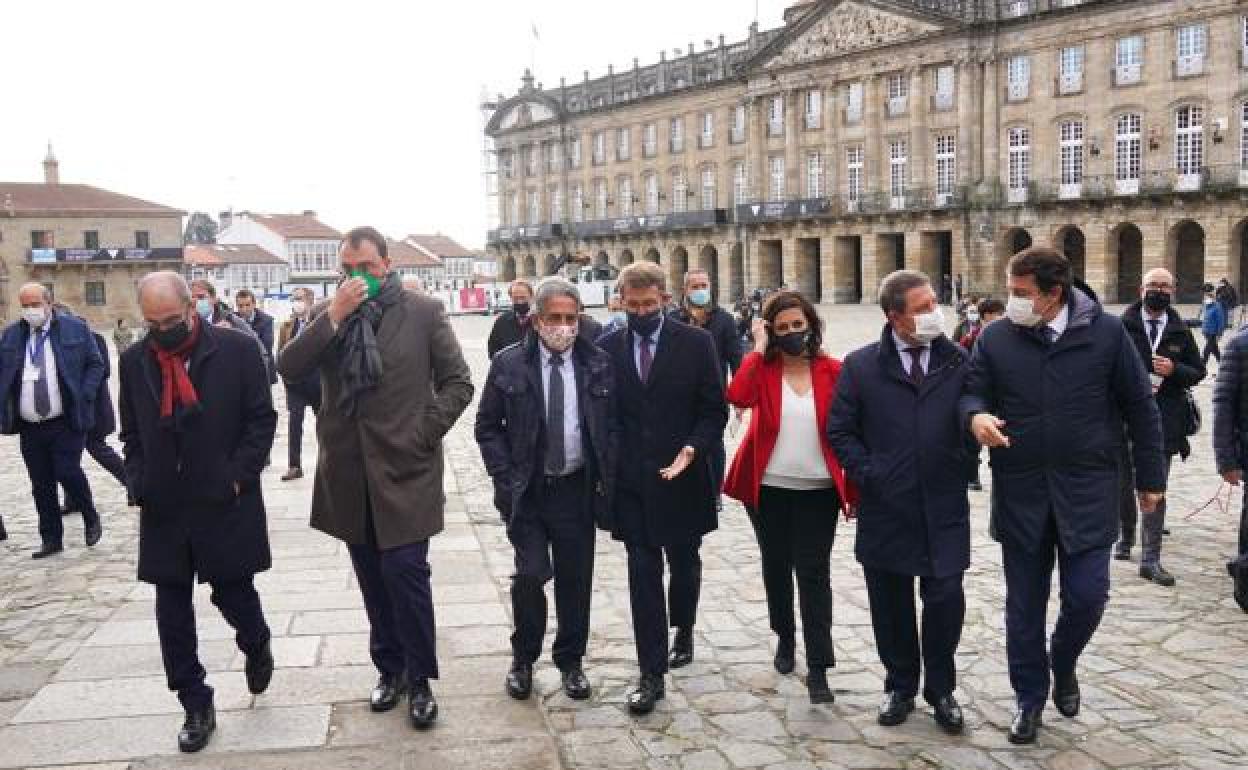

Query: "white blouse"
left=762, top=377, right=834, bottom=490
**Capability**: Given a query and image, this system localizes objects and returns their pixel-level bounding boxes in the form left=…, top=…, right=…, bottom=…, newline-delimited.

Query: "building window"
left=1175, top=105, right=1204, bottom=189
left=83, top=230, right=99, bottom=249
left=1115, top=113, right=1142, bottom=194
left=1007, top=55, right=1030, bottom=101
left=1008, top=126, right=1031, bottom=201
left=700, top=111, right=714, bottom=148
left=806, top=152, right=824, bottom=198
left=594, top=179, right=608, bottom=219
left=886, top=74, right=908, bottom=116
left=672, top=169, right=689, bottom=213
left=85, top=281, right=106, bottom=307
left=670, top=117, right=685, bottom=153
left=505, top=193, right=518, bottom=226
left=618, top=177, right=634, bottom=216
left=643, top=174, right=659, bottom=215
left=846, top=146, right=864, bottom=208
left=933, top=66, right=955, bottom=110
left=31, top=230, right=53, bottom=249
left=643, top=123, right=658, bottom=157
left=1058, top=46, right=1084, bottom=94
left=1115, top=36, right=1143, bottom=85
left=1059, top=120, right=1084, bottom=197
left=804, top=90, right=821, bottom=129
left=731, top=105, right=746, bottom=143
left=500, top=151, right=514, bottom=179
left=550, top=186, right=564, bottom=222
left=889, top=139, right=908, bottom=208
left=733, top=162, right=748, bottom=205
left=571, top=184, right=584, bottom=223
left=1241, top=102, right=1248, bottom=177
left=527, top=190, right=540, bottom=224
left=592, top=132, right=606, bottom=165
left=935, top=135, right=956, bottom=203
left=1176, top=24, right=1207, bottom=77
left=768, top=95, right=784, bottom=136
left=525, top=145, right=538, bottom=176
left=544, top=142, right=559, bottom=173
left=768, top=156, right=785, bottom=200
left=845, top=83, right=863, bottom=124
left=135, top=231, right=150, bottom=249
left=700, top=166, right=716, bottom=210
left=616, top=128, right=631, bottom=161
left=569, top=137, right=582, bottom=169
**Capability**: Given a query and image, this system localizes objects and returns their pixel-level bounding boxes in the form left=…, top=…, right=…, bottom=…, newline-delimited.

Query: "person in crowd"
left=959, top=299, right=1004, bottom=351
left=1215, top=278, right=1239, bottom=329
left=189, top=280, right=272, bottom=381
left=961, top=246, right=1164, bottom=744
left=1213, top=317, right=1248, bottom=579
left=953, top=295, right=981, bottom=341
left=597, top=261, right=727, bottom=715
left=487, top=280, right=536, bottom=358
left=278, top=226, right=473, bottom=730
left=723, top=290, right=851, bottom=704
left=234, top=289, right=277, bottom=385
left=118, top=272, right=276, bottom=753
left=475, top=277, right=615, bottom=703
left=601, top=292, right=627, bottom=337
left=113, top=318, right=133, bottom=354
left=828, top=270, right=973, bottom=734
left=276, top=287, right=321, bottom=481
left=0, top=283, right=105, bottom=558
left=1115, top=269, right=1204, bottom=585
left=1200, top=285, right=1227, bottom=368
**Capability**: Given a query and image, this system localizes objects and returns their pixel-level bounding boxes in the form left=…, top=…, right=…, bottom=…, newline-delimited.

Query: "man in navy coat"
left=828, top=269, right=973, bottom=734
left=597, top=261, right=727, bottom=715
left=961, top=246, right=1164, bottom=744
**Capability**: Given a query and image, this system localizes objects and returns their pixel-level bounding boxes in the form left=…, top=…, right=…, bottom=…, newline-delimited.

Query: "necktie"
left=32, top=330, right=50, bottom=418
left=1147, top=319, right=1160, bottom=347
left=639, top=335, right=653, bottom=384
left=546, top=353, right=565, bottom=475
left=1044, top=326, right=1058, bottom=345
left=905, top=347, right=924, bottom=386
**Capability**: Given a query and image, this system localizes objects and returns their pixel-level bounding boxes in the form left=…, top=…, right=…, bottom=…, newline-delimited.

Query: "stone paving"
left=1, top=306, right=1247, bottom=769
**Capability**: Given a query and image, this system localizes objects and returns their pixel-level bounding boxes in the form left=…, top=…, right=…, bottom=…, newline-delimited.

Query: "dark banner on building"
left=734, top=199, right=831, bottom=224
left=29, top=247, right=184, bottom=265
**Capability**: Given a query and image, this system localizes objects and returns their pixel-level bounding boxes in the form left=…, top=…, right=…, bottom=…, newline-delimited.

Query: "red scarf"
left=150, top=316, right=202, bottom=419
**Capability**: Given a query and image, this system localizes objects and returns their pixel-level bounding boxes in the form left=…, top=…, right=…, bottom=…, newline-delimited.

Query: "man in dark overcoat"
left=828, top=269, right=973, bottom=735
left=119, top=272, right=277, bottom=753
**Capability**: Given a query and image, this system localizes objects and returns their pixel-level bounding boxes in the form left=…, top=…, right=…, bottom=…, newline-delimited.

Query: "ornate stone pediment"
left=763, top=0, right=942, bottom=69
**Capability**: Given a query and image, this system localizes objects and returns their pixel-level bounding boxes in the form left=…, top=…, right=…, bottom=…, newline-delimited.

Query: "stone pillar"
left=826, top=236, right=857, bottom=303
left=864, top=75, right=883, bottom=197
left=861, top=233, right=883, bottom=304
left=784, top=90, right=801, bottom=198
left=982, top=58, right=1000, bottom=186
left=909, top=68, right=928, bottom=199
left=903, top=230, right=923, bottom=274
left=750, top=97, right=767, bottom=203
left=1206, top=216, right=1231, bottom=288
left=1141, top=219, right=1167, bottom=273
left=958, top=58, right=980, bottom=184
left=1083, top=223, right=1113, bottom=301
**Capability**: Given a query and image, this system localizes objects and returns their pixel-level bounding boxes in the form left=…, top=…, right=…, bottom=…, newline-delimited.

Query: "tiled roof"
left=403, top=233, right=474, bottom=259
left=0, top=182, right=184, bottom=216
left=388, top=239, right=443, bottom=268
left=248, top=213, right=341, bottom=240
left=185, top=243, right=286, bottom=266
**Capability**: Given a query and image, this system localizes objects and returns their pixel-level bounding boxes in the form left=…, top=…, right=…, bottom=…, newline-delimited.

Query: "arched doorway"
left=500, top=255, right=517, bottom=282
left=729, top=242, right=745, bottom=301
left=522, top=254, right=537, bottom=278
left=1111, top=223, right=1143, bottom=303
left=698, top=244, right=720, bottom=299
left=642, top=247, right=660, bottom=263
left=1168, top=220, right=1205, bottom=303
left=1055, top=226, right=1086, bottom=281
left=997, top=227, right=1033, bottom=290
left=670, top=245, right=690, bottom=293
left=1234, top=219, right=1248, bottom=300
left=619, top=248, right=635, bottom=267
left=542, top=253, right=559, bottom=278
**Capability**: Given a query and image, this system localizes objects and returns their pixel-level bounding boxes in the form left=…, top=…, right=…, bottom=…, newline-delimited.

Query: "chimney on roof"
left=219, top=209, right=233, bottom=231
left=302, top=209, right=316, bottom=218
left=43, top=143, right=60, bottom=186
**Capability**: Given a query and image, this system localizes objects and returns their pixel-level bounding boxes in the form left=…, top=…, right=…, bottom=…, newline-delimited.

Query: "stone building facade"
left=485, top=0, right=1248, bottom=305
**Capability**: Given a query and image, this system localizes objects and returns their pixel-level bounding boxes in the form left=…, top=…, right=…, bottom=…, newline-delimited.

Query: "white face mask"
left=22, top=307, right=48, bottom=329
left=966, top=310, right=980, bottom=322
left=912, top=307, right=946, bottom=343
left=1006, top=294, right=1045, bottom=327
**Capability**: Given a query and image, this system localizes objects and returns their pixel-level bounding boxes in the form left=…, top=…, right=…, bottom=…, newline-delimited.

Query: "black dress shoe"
left=1008, top=706, right=1043, bottom=745
left=245, top=641, right=274, bottom=694
left=84, top=520, right=102, bottom=547
left=31, top=543, right=63, bottom=560
left=561, top=664, right=592, bottom=700
left=627, top=674, right=665, bottom=716
left=878, top=691, right=915, bottom=726
left=177, top=705, right=216, bottom=753
left=409, top=679, right=438, bottom=728
left=1052, top=670, right=1080, bottom=718
left=0, top=517, right=8, bottom=541
left=1113, top=544, right=1131, bottom=561
left=1139, top=564, right=1176, bottom=587
left=370, top=673, right=407, bottom=712
left=929, top=693, right=964, bottom=734
left=806, top=666, right=834, bottom=704
left=505, top=661, right=533, bottom=700
left=668, top=627, right=694, bottom=669
left=773, top=635, right=796, bottom=675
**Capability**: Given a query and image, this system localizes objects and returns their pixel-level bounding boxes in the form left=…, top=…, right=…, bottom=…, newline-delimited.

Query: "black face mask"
left=775, top=331, right=809, bottom=356
left=1143, top=290, right=1171, bottom=313
left=627, top=309, right=663, bottom=338
left=149, top=320, right=191, bottom=351
left=513, top=302, right=531, bottom=317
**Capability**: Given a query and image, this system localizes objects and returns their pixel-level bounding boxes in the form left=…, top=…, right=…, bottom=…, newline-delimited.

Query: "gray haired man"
left=475, top=277, right=617, bottom=702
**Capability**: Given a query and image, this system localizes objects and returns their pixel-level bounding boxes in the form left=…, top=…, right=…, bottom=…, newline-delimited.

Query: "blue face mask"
left=688, top=288, right=712, bottom=307
left=195, top=298, right=214, bottom=320
left=611, top=311, right=628, bottom=325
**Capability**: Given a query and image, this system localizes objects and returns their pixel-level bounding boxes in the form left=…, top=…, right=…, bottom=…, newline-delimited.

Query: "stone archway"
left=1110, top=223, right=1143, bottom=303
left=522, top=254, right=537, bottom=278
left=500, top=254, right=517, bottom=282
left=619, top=248, right=635, bottom=267
left=729, top=242, right=745, bottom=302
left=1167, top=220, right=1205, bottom=303
left=670, top=245, right=690, bottom=294
left=643, top=247, right=660, bottom=263
left=698, top=244, right=719, bottom=298
left=1054, top=225, right=1086, bottom=281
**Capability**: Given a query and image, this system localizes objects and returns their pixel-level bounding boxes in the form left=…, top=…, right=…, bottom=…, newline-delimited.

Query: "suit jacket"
left=245, top=309, right=277, bottom=384
left=597, top=318, right=727, bottom=545
left=88, top=331, right=116, bottom=438
left=0, top=311, right=105, bottom=435
left=277, top=290, right=474, bottom=548
left=118, top=322, right=276, bottom=584
left=1121, top=302, right=1205, bottom=458
left=277, top=315, right=321, bottom=404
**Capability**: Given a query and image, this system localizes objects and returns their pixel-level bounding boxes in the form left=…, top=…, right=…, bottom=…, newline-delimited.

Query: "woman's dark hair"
left=341, top=226, right=388, bottom=258
left=978, top=298, right=1005, bottom=316
left=761, top=290, right=823, bottom=361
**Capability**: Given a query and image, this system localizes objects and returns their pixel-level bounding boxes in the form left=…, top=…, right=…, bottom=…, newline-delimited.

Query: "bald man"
left=118, top=272, right=277, bottom=752
left=0, top=283, right=106, bottom=558
left=1117, top=268, right=1205, bottom=584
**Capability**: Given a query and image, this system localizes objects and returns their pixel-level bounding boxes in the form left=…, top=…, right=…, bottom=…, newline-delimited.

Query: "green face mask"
left=350, top=269, right=382, bottom=299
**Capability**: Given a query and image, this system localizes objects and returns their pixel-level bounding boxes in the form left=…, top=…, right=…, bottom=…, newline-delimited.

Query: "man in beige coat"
left=278, top=226, right=473, bottom=729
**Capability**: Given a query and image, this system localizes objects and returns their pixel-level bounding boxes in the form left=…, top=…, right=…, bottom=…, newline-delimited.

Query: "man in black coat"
left=235, top=289, right=277, bottom=386
left=597, top=261, right=727, bottom=715
left=119, top=272, right=277, bottom=753
left=487, top=280, right=535, bottom=358
left=1213, top=324, right=1248, bottom=570
left=961, top=247, right=1165, bottom=745
left=475, top=277, right=616, bottom=703
left=828, top=269, right=973, bottom=734
left=1117, top=268, right=1205, bottom=584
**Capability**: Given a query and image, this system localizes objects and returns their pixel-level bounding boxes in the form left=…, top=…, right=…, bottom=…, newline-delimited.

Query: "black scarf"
left=337, top=272, right=403, bottom=417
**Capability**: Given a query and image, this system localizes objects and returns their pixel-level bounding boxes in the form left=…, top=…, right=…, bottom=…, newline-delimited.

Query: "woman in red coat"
left=723, top=291, right=855, bottom=704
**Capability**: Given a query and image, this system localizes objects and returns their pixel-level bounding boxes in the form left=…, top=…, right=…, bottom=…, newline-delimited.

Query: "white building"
left=217, top=210, right=342, bottom=297
left=403, top=234, right=475, bottom=289
left=184, top=243, right=290, bottom=299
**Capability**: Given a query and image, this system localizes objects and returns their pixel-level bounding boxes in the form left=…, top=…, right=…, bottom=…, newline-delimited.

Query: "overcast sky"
left=2, top=0, right=789, bottom=249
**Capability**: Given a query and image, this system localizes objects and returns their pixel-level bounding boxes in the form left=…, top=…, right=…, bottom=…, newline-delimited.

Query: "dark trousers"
left=1139, top=454, right=1174, bottom=568
left=1117, top=446, right=1137, bottom=550
left=348, top=506, right=438, bottom=682
left=63, top=433, right=126, bottom=510
left=746, top=485, right=838, bottom=668
left=711, top=441, right=726, bottom=505
left=625, top=538, right=702, bottom=676
left=1203, top=332, right=1222, bottom=366
left=508, top=470, right=595, bottom=670
left=155, top=578, right=270, bottom=711
left=19, top=418, right=98, bottom=546
left=863, top=568, right=965, bottom=701
left=1002, top=515, right=1110, bottom=710
left=1118, top=450, right=1174, bottom=565
left=285, top=386, right=318, bottom=470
